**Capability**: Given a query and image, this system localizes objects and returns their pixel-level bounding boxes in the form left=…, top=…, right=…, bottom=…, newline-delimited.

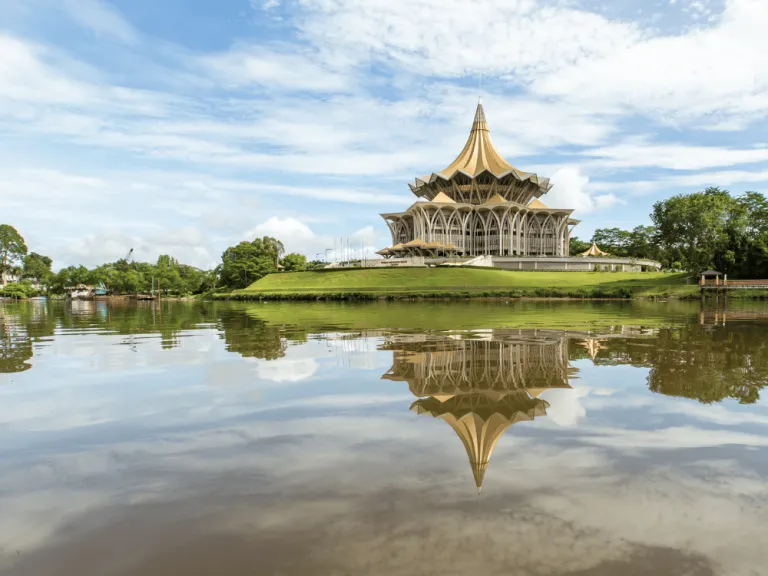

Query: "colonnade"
left=384, top=205, right=575, bottom=257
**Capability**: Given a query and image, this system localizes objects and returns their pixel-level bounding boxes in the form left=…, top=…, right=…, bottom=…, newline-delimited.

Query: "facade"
left=378, top=104, right=579, bottom=259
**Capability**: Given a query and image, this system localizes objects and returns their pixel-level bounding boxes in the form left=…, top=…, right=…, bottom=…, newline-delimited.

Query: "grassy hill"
left=227, top=267, right=696, bottom=300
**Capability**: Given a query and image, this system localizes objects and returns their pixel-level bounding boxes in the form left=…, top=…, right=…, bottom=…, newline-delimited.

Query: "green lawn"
left=232, top=268, right=696, bottom=299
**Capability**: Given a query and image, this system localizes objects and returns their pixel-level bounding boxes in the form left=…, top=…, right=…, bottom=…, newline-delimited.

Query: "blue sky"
left=1, top=0, right=767, bottom=269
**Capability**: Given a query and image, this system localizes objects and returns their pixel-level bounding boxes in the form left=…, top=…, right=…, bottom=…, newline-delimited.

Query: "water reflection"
left=382, top=333, right=575, bottom=490
left=3, top=301, right=768, bottom=575
left=578, top=324, right=768, bottom=404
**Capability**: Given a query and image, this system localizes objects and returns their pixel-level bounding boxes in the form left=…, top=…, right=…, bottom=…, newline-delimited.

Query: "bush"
left=0, top=282, right=32, bottom=299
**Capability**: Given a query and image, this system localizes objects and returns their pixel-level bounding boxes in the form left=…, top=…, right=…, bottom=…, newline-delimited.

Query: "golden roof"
left=580, top=242, right=610, bottom=257
left=431, top=191, right=456, bottom=204
left=439, top=104, right=525, bottom=179
left=424, top=241, right=442, bottom=249
left=482, top=193, right=508, bottom=206
left=528, top=198, right=549, bottom=209
left=404, top=238, right=425, bottom=248
left=407, top=104, right=553, bottom=201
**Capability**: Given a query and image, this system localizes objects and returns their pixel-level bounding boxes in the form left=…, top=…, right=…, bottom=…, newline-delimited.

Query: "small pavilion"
left=579, top=242, right=609, bottom=257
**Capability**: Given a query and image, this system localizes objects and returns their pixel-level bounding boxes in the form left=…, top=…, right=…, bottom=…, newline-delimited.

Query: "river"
left=2, top=299, right=768, bottom=575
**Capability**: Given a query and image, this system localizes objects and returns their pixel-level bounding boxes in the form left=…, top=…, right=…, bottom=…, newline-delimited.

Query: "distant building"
left=379, top=104, right=577, bottom=258
left=376, top=104, right=660, bottom=271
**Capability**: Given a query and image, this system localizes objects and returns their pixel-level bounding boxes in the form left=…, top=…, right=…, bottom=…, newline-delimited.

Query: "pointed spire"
left=439, top=103, right=517, bottom=178
left=472, top=102, right=488, bottom=132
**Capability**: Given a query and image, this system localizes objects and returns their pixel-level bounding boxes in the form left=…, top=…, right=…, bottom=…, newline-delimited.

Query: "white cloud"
left=247, top=216, right=318, bottom=254
left=3, top=0, right=768, bottom=270
left=538, top=387, right=588, bottom=428
left=199, top=46, right=350, bottom=92
left=582, top=141, right=768, bottom=171
left=299, top=0, right=641, bottom=78
left=547, top=166, right=619, bottom=213
left=62, top=0, right=139, bottom=45
left=534, top=0, right=768, bottom=127
left=257, top=357, right=319, bottom=382
left=591, top=168, right=768, bottom=197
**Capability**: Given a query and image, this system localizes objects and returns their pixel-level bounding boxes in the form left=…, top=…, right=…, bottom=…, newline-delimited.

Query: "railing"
left=725, top=279, right=768, bottom=286
left=701, top=279, right=768, bottom=289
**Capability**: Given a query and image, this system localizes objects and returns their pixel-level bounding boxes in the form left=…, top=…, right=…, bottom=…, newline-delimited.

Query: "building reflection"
left=381, top=332, right=576, bottom=491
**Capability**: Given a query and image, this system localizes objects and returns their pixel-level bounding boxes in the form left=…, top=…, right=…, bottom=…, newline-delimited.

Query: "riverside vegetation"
left=3, top=187, right=768, bottom=300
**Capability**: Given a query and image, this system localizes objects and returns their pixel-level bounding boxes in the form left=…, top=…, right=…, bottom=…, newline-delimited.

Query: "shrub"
left=0, top=282, right=30, bottom=299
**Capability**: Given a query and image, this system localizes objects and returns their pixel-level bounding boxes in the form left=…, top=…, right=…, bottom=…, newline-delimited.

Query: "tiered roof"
left=408, top=103, right=553, bottom=204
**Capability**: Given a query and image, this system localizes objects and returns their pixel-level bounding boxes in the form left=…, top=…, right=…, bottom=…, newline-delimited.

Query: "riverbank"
left=216, top=268, right=726, bottom=300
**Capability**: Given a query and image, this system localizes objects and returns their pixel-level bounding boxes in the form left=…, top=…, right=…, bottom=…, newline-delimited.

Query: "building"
left=376, top=104, right=661, bottom=271
left=379, top=103, right=577, bottom=259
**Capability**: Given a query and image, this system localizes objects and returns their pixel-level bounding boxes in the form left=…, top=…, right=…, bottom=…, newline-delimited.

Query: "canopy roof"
left=431, top=191, right=456, bottom=204
left=579, top=242, right=609, bottom=257
left=701, top=269, right=722, bottom=277
left=482, top=193, right=508, bottom=206
left=408, top=104, right=552, bottom=200
left=439, top=104, right=521, bottom=179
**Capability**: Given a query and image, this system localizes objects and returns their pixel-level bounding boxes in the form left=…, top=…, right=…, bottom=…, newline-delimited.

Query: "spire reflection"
left=381, top=331, right=576, bottom=491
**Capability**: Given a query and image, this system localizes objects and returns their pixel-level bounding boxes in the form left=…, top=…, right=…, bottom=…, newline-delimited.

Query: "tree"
left=0, top=225, right=28, bottom=285
left=591, top=228, right=632, bottom=256
left=22, top=252, right=53, bottom=285
left=569, top=237, right=591, bottom=256
left=652, top=187, right=740, bottom=274
left=625, top=225, right=659, bottom=260
left=282, top=253, right=307, bottom=272
left=219, top=237, right=283, bottom=289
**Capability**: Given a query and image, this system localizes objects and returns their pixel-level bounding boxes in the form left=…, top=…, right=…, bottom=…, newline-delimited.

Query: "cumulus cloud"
left=538, top=387, right=588, bottom=428
left=246, top=217, right=319, bottom=255
left=3, top=0, right=768, bottom=270
left=546, top=167, right=619, bottom=213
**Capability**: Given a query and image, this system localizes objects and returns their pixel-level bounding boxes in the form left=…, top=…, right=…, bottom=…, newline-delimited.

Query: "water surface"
left=2, top=300, right=768, bottom=575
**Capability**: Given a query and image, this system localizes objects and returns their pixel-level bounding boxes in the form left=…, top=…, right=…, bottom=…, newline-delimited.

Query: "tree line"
left=4, top=186, right=768, bottom=297
left=570, top=187, right=768, bottom=278
left=0, top=224, right=323, bottom=297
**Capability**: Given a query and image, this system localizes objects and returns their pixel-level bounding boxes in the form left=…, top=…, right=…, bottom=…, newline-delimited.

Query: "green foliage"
left=22, top=252, right=53, bottom=285
left=47, top=258, right=212, bottom=296
left=0, top=282, right=35, bottom=299
left=590, top=226, right=659, bottom=259
left=0, top=225, right=28, bottom=282
left=569, top=237, right=591, bottom=256
left=592, top=324, right=768, bottom=404
left=282, top=253, right=307, bottom=272
left=306, top=260, right=327, bottom=270
left=219, top=236, right=284, bottom=289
